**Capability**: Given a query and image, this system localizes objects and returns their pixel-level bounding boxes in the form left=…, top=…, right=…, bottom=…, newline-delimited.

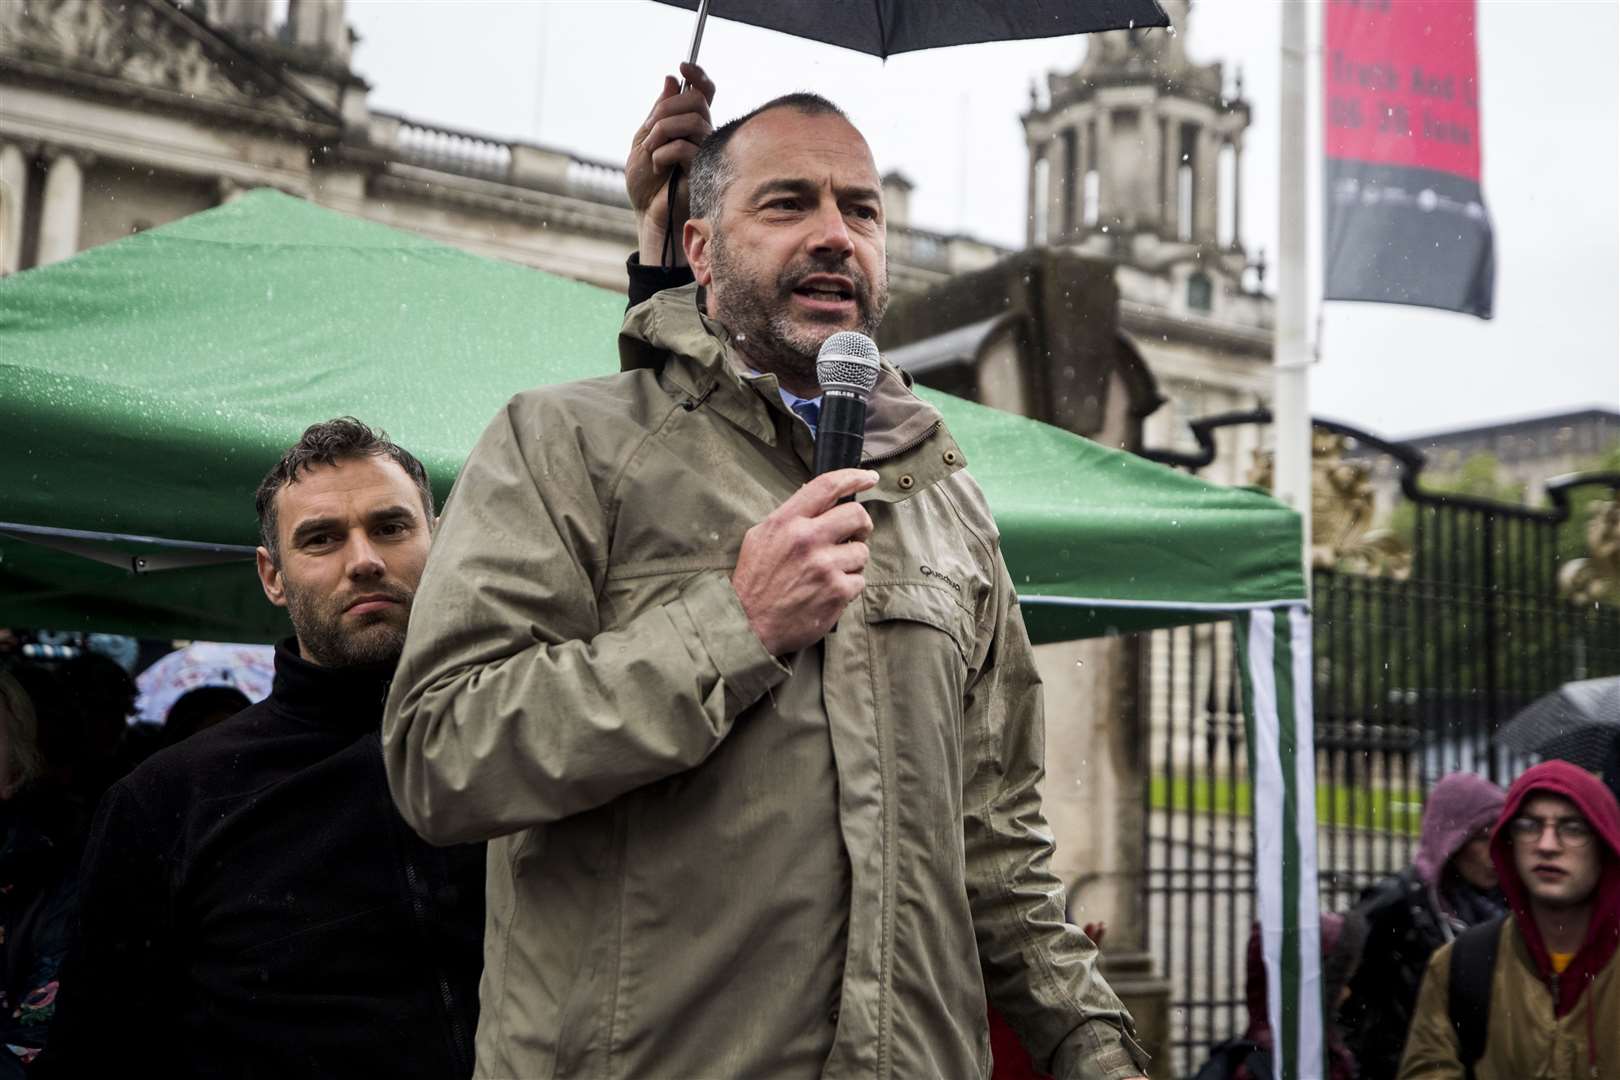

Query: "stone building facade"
left=0, top=0, right=1002, bottom=292
left=1020, top=0, right=1274, bottom=487
left=1350, top=407, right=1620, bottom=517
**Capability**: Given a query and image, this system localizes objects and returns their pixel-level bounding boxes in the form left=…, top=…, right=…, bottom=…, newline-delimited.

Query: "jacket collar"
left=618, top=283, right=963, bottom=499
left=268, top=637, right=395, bottom=735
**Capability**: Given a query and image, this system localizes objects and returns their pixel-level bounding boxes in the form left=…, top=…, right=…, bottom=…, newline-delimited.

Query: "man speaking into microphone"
left=383, top=93, right=1149, bottom=1080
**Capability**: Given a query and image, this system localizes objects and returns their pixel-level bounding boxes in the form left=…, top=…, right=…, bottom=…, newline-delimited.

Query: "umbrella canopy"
left=1497, top=676, right=1620, bottom=772
left=134, top=641, right=275, bottom=724
left=0, top=190, right=1301, bottom=644
left=649, top=0, right=1169, bottom=59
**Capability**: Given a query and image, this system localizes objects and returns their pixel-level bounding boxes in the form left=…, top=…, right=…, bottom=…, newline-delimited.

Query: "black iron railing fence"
left=1140, top=418, right=1620, bottom=1077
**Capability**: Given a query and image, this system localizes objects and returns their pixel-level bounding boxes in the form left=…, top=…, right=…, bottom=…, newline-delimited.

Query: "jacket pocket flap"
left=863, top=582, right=974, bottom=663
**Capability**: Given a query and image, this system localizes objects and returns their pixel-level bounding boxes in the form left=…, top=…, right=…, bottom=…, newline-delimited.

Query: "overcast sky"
left=339, top=0, right=1619, bottom=441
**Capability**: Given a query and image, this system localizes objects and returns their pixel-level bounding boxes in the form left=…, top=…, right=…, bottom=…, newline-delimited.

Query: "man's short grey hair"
left=688, top=93, right=850, bottom=220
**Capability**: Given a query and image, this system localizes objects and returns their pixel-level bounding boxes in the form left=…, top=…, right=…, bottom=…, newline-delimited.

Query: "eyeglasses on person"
left=1508, top=815, right=1593, bottom=847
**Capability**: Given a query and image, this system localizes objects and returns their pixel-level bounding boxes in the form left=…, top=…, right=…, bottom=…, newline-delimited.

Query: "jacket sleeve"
left=382, top=396, right=789, bottom=845
left=33, top=782, right=171, bottom=1077
left=625, top=253, right=694, bottom=310
left=962, top=559, right=1150, bottom=1080
left=1396, top=944, right=1466, bottom=1080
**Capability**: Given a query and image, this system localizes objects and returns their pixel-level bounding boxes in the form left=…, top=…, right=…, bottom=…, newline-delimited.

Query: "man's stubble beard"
left=283, top=575, right=411, bottom=668
left=709, top=230, right=888, bottom=385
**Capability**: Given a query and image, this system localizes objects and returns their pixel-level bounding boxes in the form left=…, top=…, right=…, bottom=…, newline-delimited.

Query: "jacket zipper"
left=402, top=848, right=473, bottom=1072
left=862, top=420, right=943, bottom=466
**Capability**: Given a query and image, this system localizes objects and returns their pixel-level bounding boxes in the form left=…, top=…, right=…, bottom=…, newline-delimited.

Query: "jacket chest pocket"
left=862, top=583, right=976, bottom=768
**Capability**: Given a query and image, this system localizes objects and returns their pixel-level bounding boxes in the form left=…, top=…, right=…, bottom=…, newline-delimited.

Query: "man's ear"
left=685, top=219, right=713, bottom=288
left=256, top=547, right=288, bottom=609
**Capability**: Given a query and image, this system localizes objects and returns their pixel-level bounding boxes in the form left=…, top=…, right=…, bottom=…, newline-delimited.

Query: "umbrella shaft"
left=683, top=0, right=711, bottom=84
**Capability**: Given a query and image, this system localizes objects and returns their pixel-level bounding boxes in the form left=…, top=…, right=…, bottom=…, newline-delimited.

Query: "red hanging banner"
left=1323, top=0, right=1495, bottom=318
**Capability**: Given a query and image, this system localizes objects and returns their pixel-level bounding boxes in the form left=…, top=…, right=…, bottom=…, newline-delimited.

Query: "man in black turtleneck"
left=45, top=419, right=485, bottom=1078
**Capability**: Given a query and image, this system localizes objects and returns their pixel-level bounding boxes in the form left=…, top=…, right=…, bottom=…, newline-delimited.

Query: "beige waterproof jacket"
left=382, top=284, right=1147, bottom=1080
left=1397, top=917, right=1618, bottom=1080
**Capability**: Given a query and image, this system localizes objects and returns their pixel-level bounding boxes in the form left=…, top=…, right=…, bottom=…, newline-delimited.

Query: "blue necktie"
left=791, top=399, right=820, bottom=438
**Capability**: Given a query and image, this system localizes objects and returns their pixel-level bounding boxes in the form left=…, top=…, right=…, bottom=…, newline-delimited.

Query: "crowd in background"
left=4, top=623, right=1618, bottom=1079
left=1191, top=762, right=1618, bottom=1080
left=0, top=630, right=250, bottom=1074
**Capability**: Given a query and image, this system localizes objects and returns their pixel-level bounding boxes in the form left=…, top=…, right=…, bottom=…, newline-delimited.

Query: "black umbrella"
left=644, top=0, right=1167, bottom=265
left=652, top=0, right=1170, bottom=61
left=1496, top=676, right=1620, bottom=772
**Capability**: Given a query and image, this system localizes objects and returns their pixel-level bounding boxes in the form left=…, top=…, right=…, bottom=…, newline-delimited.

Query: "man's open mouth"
left=792, top=276, right=855, bottom=303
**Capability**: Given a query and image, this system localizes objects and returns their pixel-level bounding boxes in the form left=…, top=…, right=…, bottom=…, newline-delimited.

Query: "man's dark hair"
left=688, top=92, right=849, bottom=220
left=255, top=417, right=434, bottom=564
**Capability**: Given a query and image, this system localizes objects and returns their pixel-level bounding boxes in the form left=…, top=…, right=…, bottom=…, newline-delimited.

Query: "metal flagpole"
left=1267, top=7, right=1322, bottom=1080
left=1274, top=1, right=1313, bottom=587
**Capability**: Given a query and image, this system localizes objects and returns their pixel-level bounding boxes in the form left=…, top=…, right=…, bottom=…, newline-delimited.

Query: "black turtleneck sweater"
left=42, top=641, right=485, bottom=1079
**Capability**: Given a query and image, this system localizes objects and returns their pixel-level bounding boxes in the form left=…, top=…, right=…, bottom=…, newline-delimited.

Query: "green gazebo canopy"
left=0, top=191, right=1303, bottom=643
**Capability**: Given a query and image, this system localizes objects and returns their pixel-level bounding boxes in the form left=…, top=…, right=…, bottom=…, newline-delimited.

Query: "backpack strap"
left=1448, top=913, right=1507, bottom=1080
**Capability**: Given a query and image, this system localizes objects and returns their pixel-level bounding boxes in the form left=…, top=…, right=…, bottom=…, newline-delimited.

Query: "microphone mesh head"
left=816, top=332, right=881, bottom=399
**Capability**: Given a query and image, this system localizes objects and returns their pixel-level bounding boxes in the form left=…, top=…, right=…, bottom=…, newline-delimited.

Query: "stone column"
left=1026, top=141, right=1043, bottom=247
left=1047, top=129, right=1068, bottom=244
left=1034, top=635, right=1171, bottom=1071
left=1160, top=115, right=1178, bottom=239
left=0, top=142, right=28, bottom=276
left=1231, top=136, right=1245, bottom=250
left=1141, top=107, right=1163, bottom=234
left=1070, top=122, right=1085, bottom=234
left=36, top=149, right=84, bottom=267
left=1197, top=126, right=1221, bottom=245
left=1094, top=107, right=1114, bottom=227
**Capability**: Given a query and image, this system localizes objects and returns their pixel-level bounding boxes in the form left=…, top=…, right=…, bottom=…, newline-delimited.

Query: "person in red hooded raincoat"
left=1398, top=760, right=1620, bottom=1080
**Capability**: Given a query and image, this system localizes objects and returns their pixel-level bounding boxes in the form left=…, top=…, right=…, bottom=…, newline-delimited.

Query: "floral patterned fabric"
left=0, top=793, right=80, bottom=1078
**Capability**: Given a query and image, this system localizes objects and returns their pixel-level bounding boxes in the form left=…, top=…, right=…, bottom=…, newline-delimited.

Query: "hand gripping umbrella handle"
left=661, top=0, right=711, bottom=267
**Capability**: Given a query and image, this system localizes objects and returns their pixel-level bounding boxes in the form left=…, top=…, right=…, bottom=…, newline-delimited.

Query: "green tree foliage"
left=1556, top=441, right=1620, bottom=566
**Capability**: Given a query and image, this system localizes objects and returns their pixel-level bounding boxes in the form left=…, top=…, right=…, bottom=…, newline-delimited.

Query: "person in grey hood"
left=1341, top=772, right=1508, bottom=1080
left=383, top=91, right=1148, bottom=1080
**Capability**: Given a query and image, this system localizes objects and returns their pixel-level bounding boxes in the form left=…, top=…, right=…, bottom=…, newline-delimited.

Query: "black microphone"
left=813, top=331, right=882, bottom=487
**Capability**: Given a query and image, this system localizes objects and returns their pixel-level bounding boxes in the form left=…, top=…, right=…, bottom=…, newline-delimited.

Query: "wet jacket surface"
left=47, top=641, right=485, bottom=1079
left=1397, top=762, right=1620, bottom=1080
left=383, top=284, right=1146, bottom=1080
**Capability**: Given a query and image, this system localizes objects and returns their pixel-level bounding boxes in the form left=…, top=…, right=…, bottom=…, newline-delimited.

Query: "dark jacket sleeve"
left=626, top=253, right=695, bottom=310
left=33, top=782, right=174, bottom=1077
